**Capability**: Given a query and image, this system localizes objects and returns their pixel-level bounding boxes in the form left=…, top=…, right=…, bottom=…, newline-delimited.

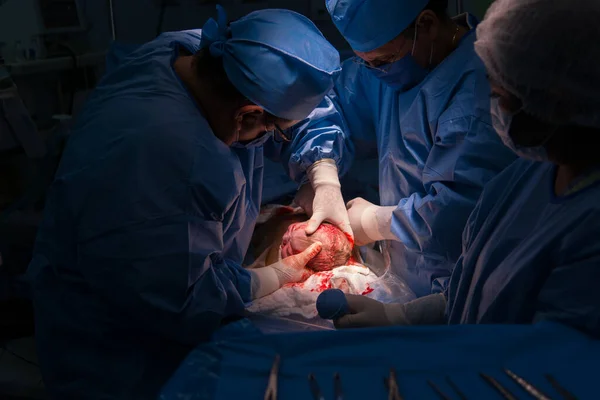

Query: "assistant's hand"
left=333, top=295, right=397, bottom=329
left=271, top=242, right=322, bottom=283
left=334, top=293, right=447, bottom=329
left=346, top=197, right=396, bottom=246
left=250, top=243, right=322, bottom=299
left=303, top=160, right=353, bottom=241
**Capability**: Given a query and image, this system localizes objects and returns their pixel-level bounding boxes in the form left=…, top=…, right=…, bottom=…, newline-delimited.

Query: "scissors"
left=480, top=373, right=517, bottom=400
left=545, top=374, right=578, bottom=400
left=505, top=369, right=552, bottom=400
left=384, top=368, right=404, bottom=400
left=334, top=373, right=343, bottom=400
left=264, top=354, right=280, bottom=400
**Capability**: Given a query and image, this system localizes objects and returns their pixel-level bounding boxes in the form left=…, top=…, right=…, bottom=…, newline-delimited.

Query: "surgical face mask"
left=231, top=130, right=273, bottom=149
left=367, top=24, right=432, bottom=92
left=490, top=97, right=550, bottom=161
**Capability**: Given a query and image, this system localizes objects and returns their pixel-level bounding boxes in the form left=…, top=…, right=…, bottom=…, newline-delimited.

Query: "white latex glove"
left=298, top=159, right=353, bottom=241
left=293, top=183, right=315, bottom=216
left=346, top=197, right=397, bottom=246
left=250, top=242, right=322, bottom=299
left=333, top=293, right=447, bottom=329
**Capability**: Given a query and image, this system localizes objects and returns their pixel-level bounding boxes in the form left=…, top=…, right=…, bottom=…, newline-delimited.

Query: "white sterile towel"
left=247, top=264, right=378, bottom=319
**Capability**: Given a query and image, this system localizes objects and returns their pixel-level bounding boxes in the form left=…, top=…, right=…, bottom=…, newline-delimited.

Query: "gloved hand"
left=346, top=197, right=397, bottom=246
left=333, top=293, right=447, bottom=329
left=250, top=242, right=322, bottom=299
left=295, top=159, right=353, bottom=241
left=293, top=183, right=315, bottom=216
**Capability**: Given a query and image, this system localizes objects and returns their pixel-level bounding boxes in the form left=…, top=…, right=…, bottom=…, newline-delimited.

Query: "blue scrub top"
left=27, top=30, right=265, bottom=399
left=447, top=160, right=600, bottom=336
left=281, top=15, right=517, bottom=297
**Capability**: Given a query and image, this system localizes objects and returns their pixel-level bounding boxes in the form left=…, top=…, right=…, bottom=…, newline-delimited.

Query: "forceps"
left=264, top=354, right=280, bottom=400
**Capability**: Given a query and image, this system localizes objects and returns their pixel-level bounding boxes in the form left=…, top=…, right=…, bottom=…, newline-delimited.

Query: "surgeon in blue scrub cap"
left=27, top=7, right=340, bottom=399
left=284, top=0, right=516, bottom=299
left=334, top=0, right=600, bottom=337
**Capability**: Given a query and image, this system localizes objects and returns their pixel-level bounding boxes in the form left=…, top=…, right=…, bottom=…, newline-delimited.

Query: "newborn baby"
left=281, top=222, right=352, bottom=271
left=249, top=210, right=353, bottom=272
left=247, top=205, right=379, bottom=321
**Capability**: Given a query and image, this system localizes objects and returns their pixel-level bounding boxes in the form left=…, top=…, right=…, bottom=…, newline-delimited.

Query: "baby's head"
left=280, top=222, right=352, bottom=271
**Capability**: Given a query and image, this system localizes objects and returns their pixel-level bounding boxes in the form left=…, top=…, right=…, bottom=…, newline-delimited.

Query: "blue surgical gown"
left=27, top=30, right=310, bottom=399
left=282, top=16, right=516, bottom=297
left=447, top=160, right=600, bottom=336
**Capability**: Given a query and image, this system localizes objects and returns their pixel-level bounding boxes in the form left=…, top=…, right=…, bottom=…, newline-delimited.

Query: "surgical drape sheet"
left=161, top=321, right=598, bottom=399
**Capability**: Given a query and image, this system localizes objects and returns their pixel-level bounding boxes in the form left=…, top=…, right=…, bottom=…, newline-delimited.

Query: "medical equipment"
left=480, top=370, right=573, bottom=400
left=108, top=0, right=116, bottom=40
left=264, top=354, right=280, bottom=400
left=480, top=373, right=517, bottom=400
left=308, top=374, right=324, bottom=400
left=505, top=369, right=552, bottom=400
left=427, top=380, right=452, bottom=400
left=446, top=376, right=468, bottom=400
left=38, top=0, right=85, bottom=34
left=0, top=67, right=45, bottom=158
left=334, top=373, right=343, bottom=400
left=545, top=374, right=577, bottom=400
left=385, top=368, right=403, bottom=400
left=316, top=289, right=349, bottom=320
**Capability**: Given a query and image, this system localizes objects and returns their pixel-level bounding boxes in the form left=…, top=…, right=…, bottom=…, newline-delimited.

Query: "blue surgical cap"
left=327, top=0, right=430, bottom=52
left=200, top=6, right=341, bottom=121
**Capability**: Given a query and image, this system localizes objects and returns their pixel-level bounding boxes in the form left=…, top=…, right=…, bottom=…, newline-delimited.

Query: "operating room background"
left=0, top=1, right=493, bottom=398
left=0, top=0, right=492, bottom=134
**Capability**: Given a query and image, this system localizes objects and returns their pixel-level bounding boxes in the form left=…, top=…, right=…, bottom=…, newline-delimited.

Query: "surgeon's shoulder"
left=331, top=57, right=382, bottom=106
left=556, top=174, right=600, bottom=254
left=488, top=159, right=547, bottom=186
left=141, top=118, right=244, bottom=216
left=475, top=158, right=542, bottom=200
left=153, top=29, right=203, bottom=53
left=439, top=40, right=495, bottom=120
left=188, top=137, right=247, bottom=216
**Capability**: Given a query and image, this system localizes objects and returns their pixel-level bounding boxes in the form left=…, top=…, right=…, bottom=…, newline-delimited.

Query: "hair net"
left=475, top=0, right=600, bottom=128
left=200, top=6, right=341, bottom=121
left=326, top=0, right=430, bottom=52
left=281, top=222, right=352, bottom=272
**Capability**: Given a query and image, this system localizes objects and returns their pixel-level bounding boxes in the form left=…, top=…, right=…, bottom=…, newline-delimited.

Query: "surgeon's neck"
left=173, top=54, right=235, bottom=143
left=433, top=21, right=468, bottom=65
left=554, top=162, right=600, bottom=196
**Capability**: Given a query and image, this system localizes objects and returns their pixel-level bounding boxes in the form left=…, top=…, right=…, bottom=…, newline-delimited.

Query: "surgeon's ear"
left=416, top=10, right=440, bottom=42
left=235, top=105, right=265, bottom=134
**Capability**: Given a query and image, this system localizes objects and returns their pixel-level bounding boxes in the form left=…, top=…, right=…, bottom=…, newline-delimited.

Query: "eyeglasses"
left=273, top=123, right=292, bottom=143
left=352, top=56, right=393, bottom=73
left=351, top=45, right=407, bottom=73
